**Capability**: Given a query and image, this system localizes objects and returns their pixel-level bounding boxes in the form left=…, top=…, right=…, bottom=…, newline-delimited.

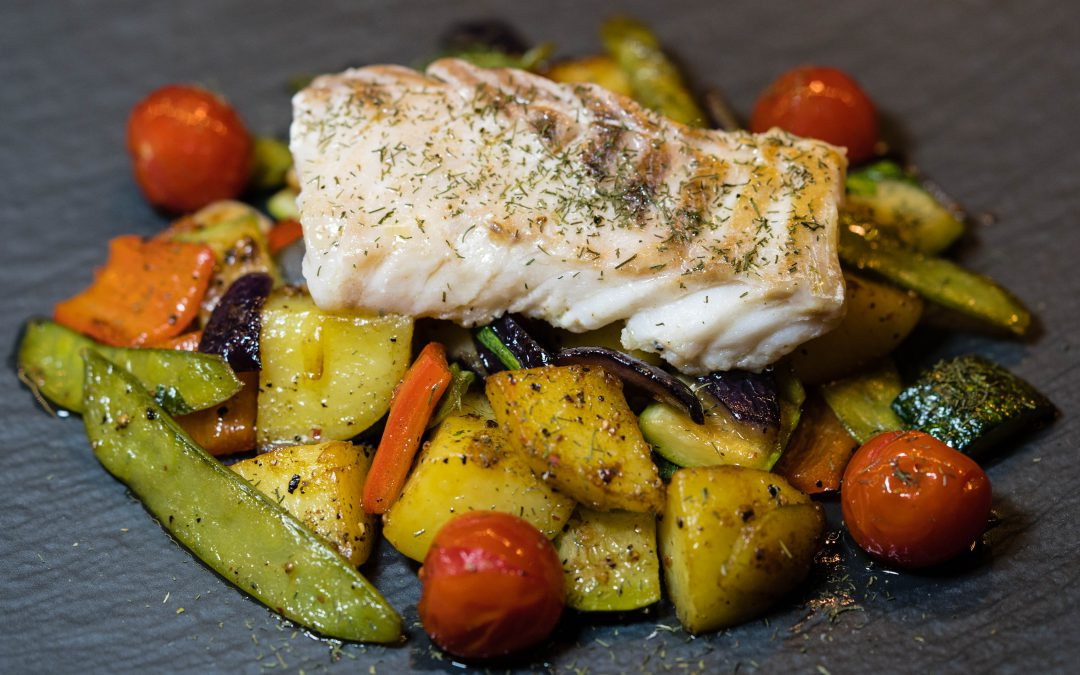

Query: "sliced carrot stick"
left=177, top=371, right=258, bottom=456
left=363, top=342, right=453, bottom=514
left=267, top=219, right=303, bottom=254
left=773, top=392, right=860, bottom=494
left=54, top=235, right=215, bottom=347
left=150, top=329, right=203, bottom=351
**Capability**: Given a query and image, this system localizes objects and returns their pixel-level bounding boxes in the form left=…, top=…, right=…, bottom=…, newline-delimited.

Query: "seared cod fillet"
left=291, top=59, right=846, bottom=373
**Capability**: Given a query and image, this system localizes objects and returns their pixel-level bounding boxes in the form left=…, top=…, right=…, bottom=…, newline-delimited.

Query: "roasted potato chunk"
left=487, top=365, right=664, bottom=513
left=555, top=507, right=660, bottom=611
left=789, top=272, right=923, bottom=385
left=544, top=55, right=633, bottom=96
left=383, top=414, right=575, bottom=562
left=231, top=441, right=377, bottom=567
left=257, top=288, right=413, bottom=448
left=660, top=466, right=825, bottom=633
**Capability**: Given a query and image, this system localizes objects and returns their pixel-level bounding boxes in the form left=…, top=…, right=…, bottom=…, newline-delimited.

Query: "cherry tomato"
left=750, top=66, right=879, bottom=163
left=418, top=512, right=564, bottom=659
left=842, top=430, right=992, bottom=569
left=127, top=85, right=252, bottom=212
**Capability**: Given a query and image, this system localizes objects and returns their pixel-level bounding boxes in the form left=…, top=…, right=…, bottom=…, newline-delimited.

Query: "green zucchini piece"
left=641, top=368, right=801, bottom=471
left=652, top=452, right=680, bottom=483
left=600, top=17, right=707, bottom=127
left=172, top=209, right=282, bottom=283
left=249, top=137, right=293, bottom=191
left=845, top=160, right=964, bottom=254
left=266, top=187, right=299, bottom=222
left=554, top=507, right=660, bottom=612
left=892, top=355, right=1054, bottom=455
left=18, top=319, right=241, bottom=415
left=820, top=360, right=906, bottom=443
left=171, top=208, right=282, bottom=324
left=775, top=366, right=807, bottom=460
left=639, top=401, right=779, bottom=470
left=81, top=351, right=401, bottom=642
left=839, top=226, right=1031, bottom=336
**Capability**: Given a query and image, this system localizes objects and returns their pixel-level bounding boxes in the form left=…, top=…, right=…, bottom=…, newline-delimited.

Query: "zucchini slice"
left=554, top=507, right=660, bottom=612
left=640, top=401, right=779, bottom=470
left=820, top=359, right=906, bottom=444
left=641, top=368, right=803, bottom=471
left=892, top=355, right=1054, bottom=455
left=845, top=160, right=965, bottom=254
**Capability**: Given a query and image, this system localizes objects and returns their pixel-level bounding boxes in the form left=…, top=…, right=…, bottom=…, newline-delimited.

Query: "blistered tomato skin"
left=127, top=85, right=253, bottom=213
left=418, top=512, right=565, bottom=660
left=750, top=66, right=879, bottom=163
left=842, top=430, right=992, bottom=569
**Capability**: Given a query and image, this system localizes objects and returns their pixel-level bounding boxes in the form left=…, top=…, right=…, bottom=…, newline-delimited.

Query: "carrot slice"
left=150, top=329, right=203, bottom=351
left=177, top=371, right=258, bottom=456
left=54, top=235, right=215, bottom=347
left=363, top=343, right=453, bottom=514
left=268, top=219, right=303, bottom=254
left=773, top=392, right=860, bottom=494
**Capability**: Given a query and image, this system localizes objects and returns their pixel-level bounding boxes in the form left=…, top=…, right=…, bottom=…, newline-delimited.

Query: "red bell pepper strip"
left=54, top=235, right=215, bottom=347
left=268, top=219, right=303, bottom=254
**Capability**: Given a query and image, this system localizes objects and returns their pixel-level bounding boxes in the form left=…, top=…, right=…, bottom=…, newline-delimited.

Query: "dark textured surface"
left=1, top=1, right=1077, bottom=673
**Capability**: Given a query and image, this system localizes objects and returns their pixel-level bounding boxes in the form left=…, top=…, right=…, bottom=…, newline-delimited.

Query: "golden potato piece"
left=789, top=273, right=923, bottom=385
left=544, top=55, right=633, bottom=96
left=231, top=441, right=376, bottom=567
left=257, top=288, right=413, bottom=448
left=383, top=414, right=575, bottom=562
left=487, top=365, right=664, bottom=513
left=659, top=466, right=824, bottom=633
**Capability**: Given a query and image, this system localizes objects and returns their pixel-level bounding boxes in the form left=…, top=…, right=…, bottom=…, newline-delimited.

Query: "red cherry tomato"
left=842, top=430, right=992, bottom=569
left=750, top=66, right=879, bottom=163
left=418, top=512, right=564, bottom=659
left=127, top=85, right=252, bottom=212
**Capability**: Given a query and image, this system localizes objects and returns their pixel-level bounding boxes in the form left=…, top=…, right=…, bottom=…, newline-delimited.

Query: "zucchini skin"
left=893, top=355, right=1055, bottom=455
left=18, top=318, right=241, bottom=415
left=845, top=160, right=965, bottom=254
left=81, top=350, right=401, bottom=643
left=820, top=360, right=906, bottom=444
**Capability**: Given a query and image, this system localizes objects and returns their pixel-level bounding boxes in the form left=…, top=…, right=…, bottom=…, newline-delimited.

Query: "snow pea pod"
left=81, top=350, right=402, bottom=643
left=18, top=319, right=241, bottom=415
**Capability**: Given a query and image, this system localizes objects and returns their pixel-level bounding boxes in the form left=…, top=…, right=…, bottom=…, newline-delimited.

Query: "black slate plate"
left=2, top=2, right=1078, bottom=673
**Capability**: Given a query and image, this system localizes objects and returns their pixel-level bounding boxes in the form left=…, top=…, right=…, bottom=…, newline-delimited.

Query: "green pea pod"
left=600, top=16, right=707, bottom=127
left=81, top=350, right=402, bottom=643
left=18, top=319, right=241, bottom=414
left=838, top=227, right=1030, bottom=336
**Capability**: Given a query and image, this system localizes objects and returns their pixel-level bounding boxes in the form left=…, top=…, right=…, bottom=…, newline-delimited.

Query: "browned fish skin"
left=292, top=59, right=847, bottom=373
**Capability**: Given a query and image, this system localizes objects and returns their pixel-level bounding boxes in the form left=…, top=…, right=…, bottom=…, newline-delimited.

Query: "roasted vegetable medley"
left=16, top=15, right=1055, bottom=661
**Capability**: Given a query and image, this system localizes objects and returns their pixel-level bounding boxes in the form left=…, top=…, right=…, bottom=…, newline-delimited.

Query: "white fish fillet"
left=291, top=59, right=847, bottom=373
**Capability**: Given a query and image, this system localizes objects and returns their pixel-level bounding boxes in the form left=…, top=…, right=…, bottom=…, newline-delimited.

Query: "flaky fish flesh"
left=291, top=59, right=847, bottom=373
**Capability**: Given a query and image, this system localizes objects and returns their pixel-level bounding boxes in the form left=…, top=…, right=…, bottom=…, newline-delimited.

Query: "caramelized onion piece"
left=696, top=369, right=780, bottom=431
left=474, top=314, right=553, bottom=372
left=555, top=346, right=704, bottom=424
left=198, top=272, right=273, bottom=372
